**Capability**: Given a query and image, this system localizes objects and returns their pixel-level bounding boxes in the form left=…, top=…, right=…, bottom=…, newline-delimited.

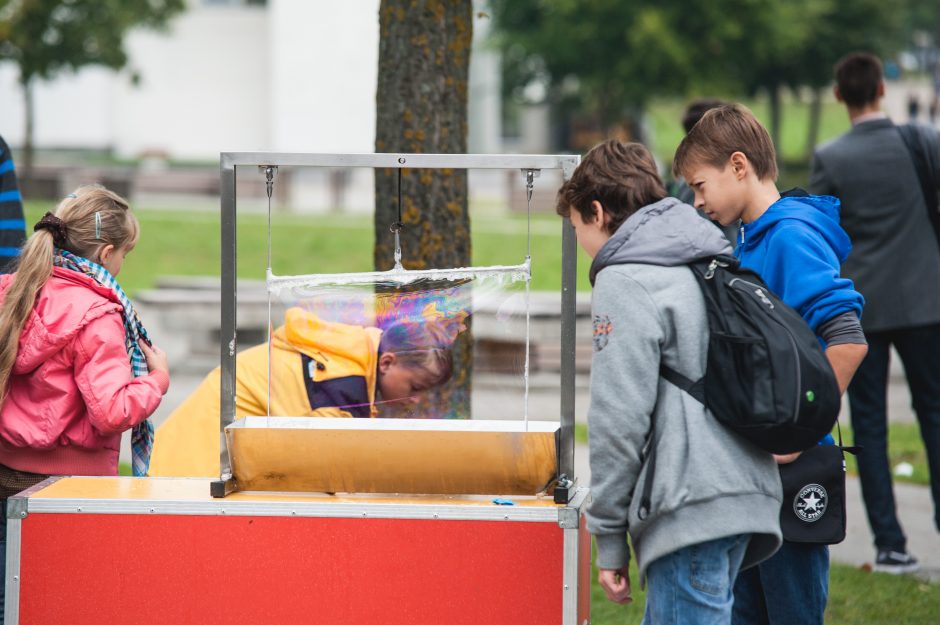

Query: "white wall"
left=112, top=5, right=270, bottom=159
left=269, top=0, right=380, bottom=153
left=0, top=65, right=115, bottom=150
left=0, top=0, right=503, bottom=165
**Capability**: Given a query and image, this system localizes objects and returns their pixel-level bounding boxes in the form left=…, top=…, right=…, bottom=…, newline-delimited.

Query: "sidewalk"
left=573, top=442, right=940, bottom=583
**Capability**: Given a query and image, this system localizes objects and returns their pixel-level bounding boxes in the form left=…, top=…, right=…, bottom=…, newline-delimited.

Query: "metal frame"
left=9, top=477, right=587, bottom=525
left=217, top=152, right=581, bottom=496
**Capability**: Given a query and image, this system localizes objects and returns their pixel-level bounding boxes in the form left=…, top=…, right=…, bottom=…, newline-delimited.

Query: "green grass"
left=20, top=95, right=854, bottom=298
left=839, top=422, right=931, bottom=487
left=589, top=558, right=940, bottom=624
left=578, top=422, right=931, bottom=487
left=24, top=202, right=595, bottom=296
left=646, top=93, right=852, bottom=167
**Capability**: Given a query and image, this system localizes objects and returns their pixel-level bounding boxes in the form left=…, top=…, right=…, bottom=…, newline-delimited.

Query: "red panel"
left=19, top=514, right=564, bottom=625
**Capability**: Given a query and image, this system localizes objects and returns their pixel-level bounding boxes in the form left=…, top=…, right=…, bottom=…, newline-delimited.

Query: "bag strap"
left=835, top=421, right=861, bottom=456
left=640, top=364, right=707, bottom=519
left=897, top=124, right=940, bottom=249
left=659, top=363, right=706, bottom=404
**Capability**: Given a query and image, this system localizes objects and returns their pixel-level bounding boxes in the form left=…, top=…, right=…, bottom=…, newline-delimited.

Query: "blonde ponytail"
left=0, top=185, right=138, bottom=406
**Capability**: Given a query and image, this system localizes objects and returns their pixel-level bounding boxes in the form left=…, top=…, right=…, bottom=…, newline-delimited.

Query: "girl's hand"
left=139, top=340, right=169, bottom=374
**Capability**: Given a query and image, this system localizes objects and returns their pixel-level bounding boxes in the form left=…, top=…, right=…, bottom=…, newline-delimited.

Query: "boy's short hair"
left=681, top=98, right=727, bottom=134
left=379, top=319, right=455, bottom=386
left=672, top=104, right=778, bottom=182
left=835, top=52, right=883, bottom=108
left=555, top=139, right=667, bottom=233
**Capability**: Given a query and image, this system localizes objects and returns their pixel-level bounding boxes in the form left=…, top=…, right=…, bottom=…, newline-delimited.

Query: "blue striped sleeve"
left=0, top=246, right=22, bottom=257
left=0, top=189, right=22, bottom=203
left=0, top=219, right=25, bottom=229
left=0, top=159, right=13, bottom=175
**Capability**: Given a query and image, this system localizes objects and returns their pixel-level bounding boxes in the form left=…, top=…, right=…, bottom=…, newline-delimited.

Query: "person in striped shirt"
left=0, top=135, right=25, bottom=273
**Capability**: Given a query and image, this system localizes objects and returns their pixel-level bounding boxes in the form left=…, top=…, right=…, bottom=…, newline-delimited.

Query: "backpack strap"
left=897, top=124, right=940, bottom=249
left=659, top=363, right=706, bottom=405
left=640, top=364, right=706, bottom=520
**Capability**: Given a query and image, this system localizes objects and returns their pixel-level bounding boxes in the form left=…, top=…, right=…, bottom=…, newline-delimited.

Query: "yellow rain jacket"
left=148, top=308, right=383, bottom=477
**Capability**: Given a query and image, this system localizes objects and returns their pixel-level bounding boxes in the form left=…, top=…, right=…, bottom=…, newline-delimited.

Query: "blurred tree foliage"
left=0, top=0, right=185, bottom=179
left=489, top=0, right=910, bottom=154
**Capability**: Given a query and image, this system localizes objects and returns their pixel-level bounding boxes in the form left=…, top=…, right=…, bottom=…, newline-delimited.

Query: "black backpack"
left=660, top=255, right=841, bottom=455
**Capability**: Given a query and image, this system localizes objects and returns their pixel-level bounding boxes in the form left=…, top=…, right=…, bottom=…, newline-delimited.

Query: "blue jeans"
left=732, top=541, right=829, bottom=625
left=848, top=324, right=940, bottom=550
left=642, top=534, right=750, bottom=625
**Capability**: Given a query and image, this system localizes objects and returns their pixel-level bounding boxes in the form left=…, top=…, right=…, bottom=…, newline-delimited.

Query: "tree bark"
left=806, top=87, right=823, bottom=161
left=22, top=79, right=34, bottom=184
left=375, top=0, right=473, bottom=419
left=768, top=85, right=782, bottom=159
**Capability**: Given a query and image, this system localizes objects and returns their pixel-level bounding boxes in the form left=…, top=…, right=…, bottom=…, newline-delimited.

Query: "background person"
left=0, top=135, right=26, bottom=274
left=809, top=51, right=940, bottom=573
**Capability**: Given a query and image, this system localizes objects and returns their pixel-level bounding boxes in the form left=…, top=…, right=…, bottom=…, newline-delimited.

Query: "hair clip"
left=66, top=193, right=77, bottom=199
left=94, top=212, right=101, bottom=239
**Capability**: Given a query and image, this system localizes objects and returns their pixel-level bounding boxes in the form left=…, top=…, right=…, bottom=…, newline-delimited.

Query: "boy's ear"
left=877, top=81, right=885, bottom=99
left=378, top=352, right=396, bottom=373
left=833, top=85, right=844, bottom=103
left=590, top=200, right=610, bottom=227
left=729, top=152, right=748, bottom=180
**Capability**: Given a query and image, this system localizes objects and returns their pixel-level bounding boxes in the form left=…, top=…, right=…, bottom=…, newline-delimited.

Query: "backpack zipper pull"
left=739, top=225, right=745, bottom=246
left=705, top=259, right=719, bottom=279
left=704, top=257, right=730, bottom=280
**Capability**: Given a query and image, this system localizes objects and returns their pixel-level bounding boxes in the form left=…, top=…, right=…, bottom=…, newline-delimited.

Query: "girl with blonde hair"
left=0, top=185, right=169, bottom=616
left=0, top=186, right=169, bottom=602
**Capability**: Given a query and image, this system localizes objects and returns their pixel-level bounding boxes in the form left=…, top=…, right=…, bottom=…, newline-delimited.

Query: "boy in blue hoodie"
left=673, top=104, right=869, bottom=625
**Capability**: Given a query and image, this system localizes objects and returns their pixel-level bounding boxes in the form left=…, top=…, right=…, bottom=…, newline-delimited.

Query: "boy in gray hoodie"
left=556, top=140, right=782, bottom=624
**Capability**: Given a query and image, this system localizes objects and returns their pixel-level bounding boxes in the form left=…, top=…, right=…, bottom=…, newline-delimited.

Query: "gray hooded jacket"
left=586, top=197, right=783, bottom=580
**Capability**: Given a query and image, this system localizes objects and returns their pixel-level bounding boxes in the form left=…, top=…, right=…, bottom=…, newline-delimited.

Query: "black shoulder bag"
left=777, top=425, right=858, bottom=544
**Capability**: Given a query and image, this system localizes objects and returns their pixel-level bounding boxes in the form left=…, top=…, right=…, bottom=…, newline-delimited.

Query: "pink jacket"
left=0, top=267, right=169, bottom=476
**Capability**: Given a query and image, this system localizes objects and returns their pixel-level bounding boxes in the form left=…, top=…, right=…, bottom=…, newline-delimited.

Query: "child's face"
left=377, top=353, right=439, bottom=405
left=683, top=160, right=746, bottom=226
left=569, top=202, right=612, bottom=259
left=97, top=243, right=133, bottom=277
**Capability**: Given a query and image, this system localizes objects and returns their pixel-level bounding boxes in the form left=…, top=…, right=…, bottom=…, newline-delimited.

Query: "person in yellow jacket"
left=148, top=307, right=458, bottom=477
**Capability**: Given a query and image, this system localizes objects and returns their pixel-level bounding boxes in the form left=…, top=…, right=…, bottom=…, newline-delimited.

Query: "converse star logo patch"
left=793, top=483, right=828, bottom=522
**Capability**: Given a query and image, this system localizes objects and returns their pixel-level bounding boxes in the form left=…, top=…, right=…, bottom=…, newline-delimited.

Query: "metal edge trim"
left=219, top=152, right=576, bottom=170
left=219, top=157, right=237, bottom=480
left=567, top=487, right=590, bottom=514
left=562, top=525, right=579, bottom=625
left=5, top=477, right=64, bottom=519
left=4, top=516, right=21, bottom=625
left=23, top=498, right=562, bottom=522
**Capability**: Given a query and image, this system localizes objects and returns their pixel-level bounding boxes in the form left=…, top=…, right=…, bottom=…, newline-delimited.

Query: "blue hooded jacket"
left=735, top=193, right=864, bottom=335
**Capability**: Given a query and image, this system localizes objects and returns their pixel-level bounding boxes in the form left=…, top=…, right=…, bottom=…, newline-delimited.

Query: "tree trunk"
left=21, top=78, right=34, bottom=185
left=374, top=0, right=473, bottom=419
left=768, top=85, right=783, bottom=173
left=806, top=87, right=823, bottom=161
left=768, top=85, right=782, bottom=157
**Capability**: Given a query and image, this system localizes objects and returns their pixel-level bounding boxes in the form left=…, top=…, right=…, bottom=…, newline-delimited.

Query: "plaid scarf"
left=54, top=249, right=154, bottom=477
